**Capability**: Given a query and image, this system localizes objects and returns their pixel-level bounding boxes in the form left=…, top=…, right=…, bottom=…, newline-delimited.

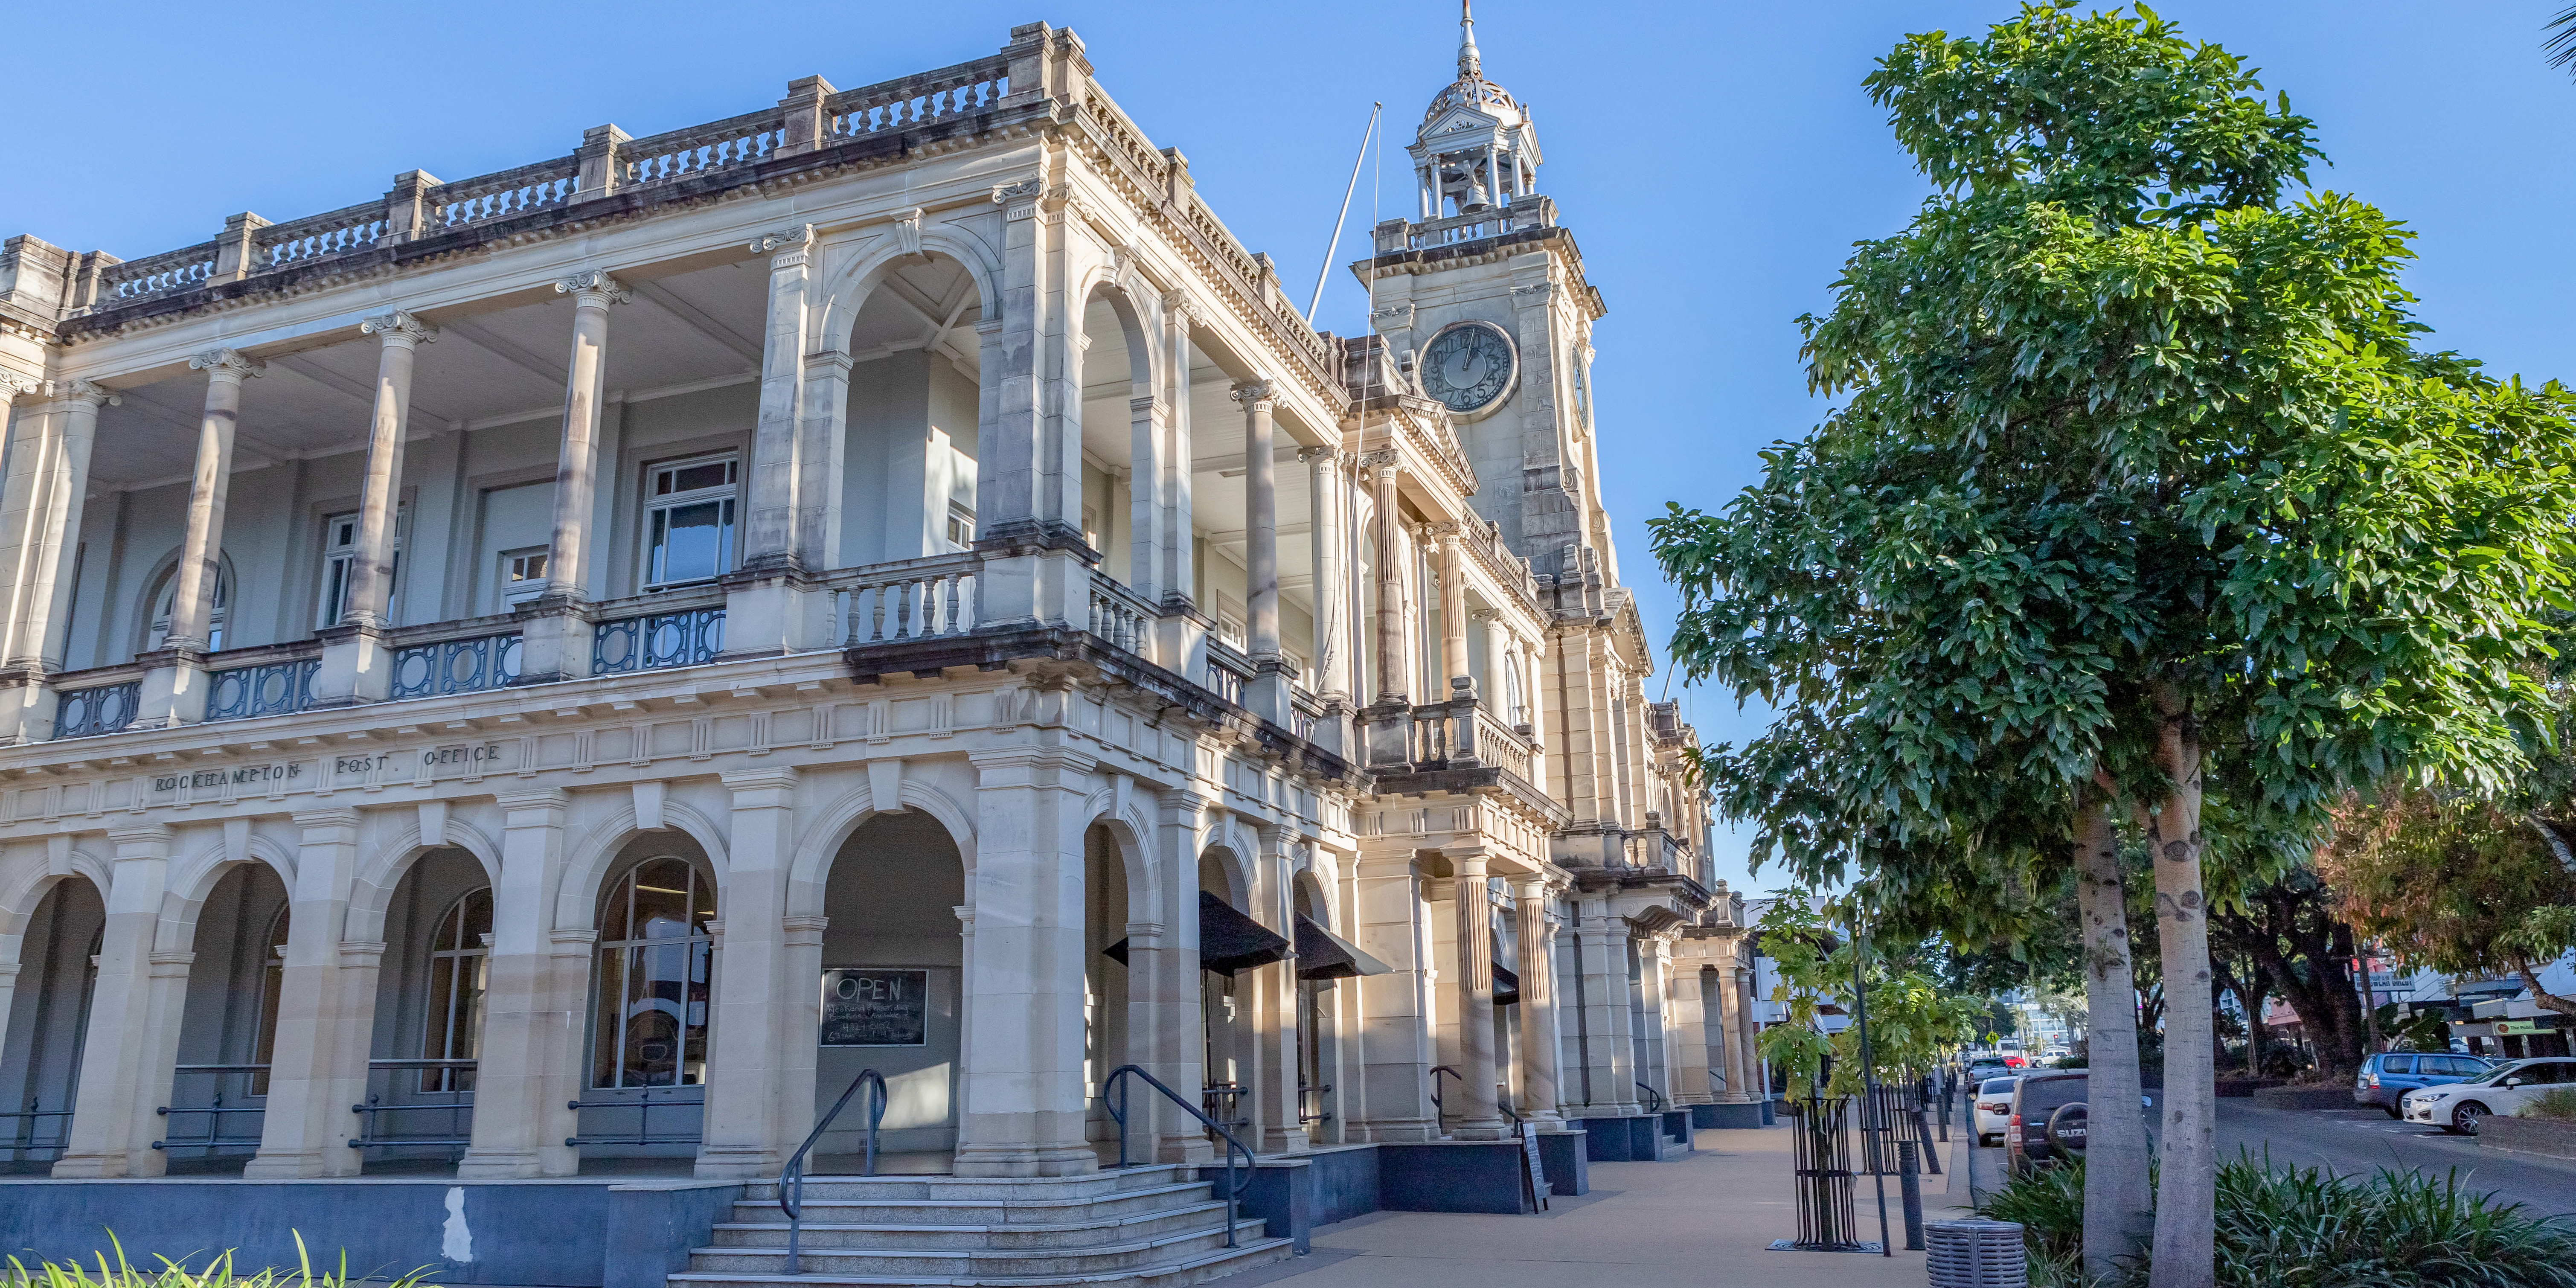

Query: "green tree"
left=1652, top=6, right=2576, bottom=1284
left=1753, top=895, right=1984, bottom=1094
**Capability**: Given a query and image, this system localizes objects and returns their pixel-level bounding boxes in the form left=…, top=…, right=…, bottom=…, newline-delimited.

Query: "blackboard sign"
left=820, top=968, right=929, bottom=1046
left=1520, top=1121, right=1549, bottom=1212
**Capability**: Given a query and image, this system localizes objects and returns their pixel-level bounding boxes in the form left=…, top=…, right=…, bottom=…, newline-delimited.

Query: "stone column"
left=1579, top=906, right=1641, bottom=1117
left=1250, top=827, right=1307, bottom=1153
left=1301, top=448, right=1352, bottom=752
left=460, top=790, right=581, bottom=1178
left=323, top=939, right=388, bottom=1170
left=0, top=379, right=112, bottom=742
left=1514, top=881, right=1565, bottom=1124
left=1448, top=850, right=1503, bottom=1139
left=729, top=226, right=834, bottom=660
left=955, top=745, right=1098, bottom=1176
left=140, top=350, right=262, bottom=727
left=1637, top=936, right=1672, bottom=1101
left=247, top=809, right=365, bottom=1178
left=1151, top=789, right=1213, bottom=1164
left=1437, top=526, right=1468, bottom=692
left=517, top=271, right=630, bottom=685
left=314, top=312, right=436, bottom=707
left=1736, top=966, right=1764, bottom=1104
left=1475, top=611, right=1512, bottom=719
left=975, top=178, right=1090, bottom=630
left=1351, top=849, right=1436, bottom=1141
left=1666, top=953, right=1713, bottom=1109
left=698, top=767, right=802, bottom=1177
left=1233, top=381, right=1290, bottom=724
left=1366, top=451, right=1405, bottom=704
left=53, top=825, right=175, bottom=1178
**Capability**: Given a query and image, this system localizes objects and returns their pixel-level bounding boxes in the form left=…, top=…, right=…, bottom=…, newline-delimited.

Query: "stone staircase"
left=667, top=1163, right=1293, bottom=1288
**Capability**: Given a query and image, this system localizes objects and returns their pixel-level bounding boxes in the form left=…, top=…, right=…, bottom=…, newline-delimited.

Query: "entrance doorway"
left=818, top=812, right=964, bottom=1171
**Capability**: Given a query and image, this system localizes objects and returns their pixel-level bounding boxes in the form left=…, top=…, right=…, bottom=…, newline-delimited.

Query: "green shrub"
left=1976, top=1151, right=2576, bottom=1287
left=2521, top=1088, right=2576, bottom=1123
left=2, top=1234, right=431, bottom=1288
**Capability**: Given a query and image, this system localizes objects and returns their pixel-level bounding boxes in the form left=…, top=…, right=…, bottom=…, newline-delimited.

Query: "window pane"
left=631, top=859, right=692, bottom=939
left=671, top=462, right=732, bottom=493
left=592, top=947, right=628, bottom=1088
left=462, top=888, right=494, bottom=944
left=2384, top=1055, right=2414, bottom=1074
left=624, top=945, right=681, bottom=1086
left=651, top=500, right=728, bottom=583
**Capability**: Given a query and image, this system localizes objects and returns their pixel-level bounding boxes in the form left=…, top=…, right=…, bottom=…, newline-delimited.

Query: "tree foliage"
left=1652, top=6, right=2576, bottom=1282
left=1753, top=895, right=1984, bottom=1096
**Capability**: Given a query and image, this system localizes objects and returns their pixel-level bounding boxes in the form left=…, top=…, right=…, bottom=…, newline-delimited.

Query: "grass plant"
left=1, top=1234, right=432, bottom=1288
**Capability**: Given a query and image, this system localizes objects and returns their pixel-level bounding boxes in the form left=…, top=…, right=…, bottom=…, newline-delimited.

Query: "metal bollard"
left=1898, top=1141, right=1925, bottom=1252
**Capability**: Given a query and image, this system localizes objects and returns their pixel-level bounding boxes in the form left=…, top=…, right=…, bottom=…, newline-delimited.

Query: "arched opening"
left=162, top=862, right=289, bottom=1174
left=577, top=844, right=715, bottom=1163
left=1081, top=822, right=1132, bottom=1148
left=1290, top=874, right=1332, bottom=1142
left=835, top=255, right=986, bottom=570
left=817, top=811, right=965, bottom=1171
left=358, top=846, right=489, bottom=1172
left=0, top=878, right=104, bottom=1174
left=1198, top=849, right=1248, bottom=1135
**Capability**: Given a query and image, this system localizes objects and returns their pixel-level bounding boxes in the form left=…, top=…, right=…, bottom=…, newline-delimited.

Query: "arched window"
left=591, top=857, right=715, bottom=1088
left=423, top=888, right=492, bottom=1093
left=144, top=557, right=232, bottom=654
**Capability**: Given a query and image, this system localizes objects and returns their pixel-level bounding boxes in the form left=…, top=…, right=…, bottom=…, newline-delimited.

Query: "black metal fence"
left=1784, top=1095, right=1867, bottom=1251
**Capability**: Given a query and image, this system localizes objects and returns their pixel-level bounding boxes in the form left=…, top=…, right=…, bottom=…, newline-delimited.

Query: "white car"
left=1974, top=1075, right=2020, bottom=1146
left=2402, top=1055, right=2576, bottom=1134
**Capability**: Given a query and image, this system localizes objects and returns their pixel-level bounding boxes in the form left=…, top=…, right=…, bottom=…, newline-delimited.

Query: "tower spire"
left=1458, top=0, right=1481, bottom=79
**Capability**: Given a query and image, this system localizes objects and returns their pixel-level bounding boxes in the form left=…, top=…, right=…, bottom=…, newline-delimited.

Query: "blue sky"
left=12, top=3, right=2575, bottom=895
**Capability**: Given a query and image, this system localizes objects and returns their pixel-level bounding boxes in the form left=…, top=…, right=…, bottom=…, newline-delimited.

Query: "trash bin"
left=1924, top=1218, right=2026, bottom=1288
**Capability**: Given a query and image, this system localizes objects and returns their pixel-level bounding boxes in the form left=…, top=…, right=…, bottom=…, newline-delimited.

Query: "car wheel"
left=2451, top=1102, right=2490, bottom=1136
left=2384, top=1101, right=2404, bottom=1119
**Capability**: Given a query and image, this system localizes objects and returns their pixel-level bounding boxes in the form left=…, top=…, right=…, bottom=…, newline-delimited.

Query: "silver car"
left=1973, top=1074, right=2019, bottom=1146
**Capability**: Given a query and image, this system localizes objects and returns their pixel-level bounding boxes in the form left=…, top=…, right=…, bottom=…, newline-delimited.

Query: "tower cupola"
left=1408, top=1, right=1541, bottom=218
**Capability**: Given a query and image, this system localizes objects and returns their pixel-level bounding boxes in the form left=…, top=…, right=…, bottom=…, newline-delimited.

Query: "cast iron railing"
left=1101, top=1064, right=1253, bottom=1250
left=779, top=1067, right=887, bottom=1274
left=1, top=1100, right=73, bottom=1163
left=346, top=1058, right=479, bottom=1153
left=567, top=1084, right=706, bottom=1147
left=1637, top=1082, right=1665, bottom=1115
left=154, top=1063, right=270, bottom=1155
left=53, top=679, right=140, bottom=739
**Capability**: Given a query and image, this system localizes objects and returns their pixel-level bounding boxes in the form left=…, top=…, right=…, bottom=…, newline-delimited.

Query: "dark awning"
left=1295, top=913, right=1393, bottom=982
left=1494, top=963, right=1521, bottom=1007
left=1103, top=892, right=1294, bottom=977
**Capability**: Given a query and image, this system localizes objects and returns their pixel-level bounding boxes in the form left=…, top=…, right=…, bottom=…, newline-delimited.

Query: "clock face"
left=1421, top=322, right=1517, bottom=416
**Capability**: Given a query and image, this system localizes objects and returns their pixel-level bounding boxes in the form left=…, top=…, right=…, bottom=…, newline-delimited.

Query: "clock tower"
left=1360, top=0, right=1612, bottom=592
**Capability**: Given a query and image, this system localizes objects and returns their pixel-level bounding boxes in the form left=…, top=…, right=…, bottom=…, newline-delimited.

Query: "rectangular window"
left=317, top=510, right=403, bottom=628
left=643, top=455, right=738, bottom=589
left=501, top=547, right=550, bottom=607
left=945, top=503, right=976, bottom=551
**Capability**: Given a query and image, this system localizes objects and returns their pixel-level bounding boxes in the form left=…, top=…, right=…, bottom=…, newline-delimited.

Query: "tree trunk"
left=2074, top=786, right=2152, bottom=1278
left=2147, top=684, right=2215, bottom=1288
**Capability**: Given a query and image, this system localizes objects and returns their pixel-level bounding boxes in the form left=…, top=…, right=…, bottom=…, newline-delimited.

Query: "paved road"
left=2214, top=1101, right=2576, bottom=1218
left=1957, top=1094, right=2576, bottom=1219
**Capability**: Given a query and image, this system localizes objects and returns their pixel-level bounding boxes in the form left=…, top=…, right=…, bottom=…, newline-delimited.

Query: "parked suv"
left=2356, top=1051, right=2493, bottom=1117
left=2006, top=1071, right=2155, bottom=1174
left=2403, top=1056, right=2576, bottom=1134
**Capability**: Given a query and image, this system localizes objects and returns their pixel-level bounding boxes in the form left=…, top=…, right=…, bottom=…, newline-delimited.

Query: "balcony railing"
left=1205, top=639, right=1254, bottom=705
left=828, top=552, right=981, bottom=645
left=348, top=1058, right=477, bottom=1154
left=205, top=653, right=321, bottom=722
left=593, top=588, right=726, bottom=675
left=1088, top=571, right=1157, bottom=657
left=1369, top=694, right=1541, bottom=785
left=52, top=674, right=142, bottom=739
left=389, top=623, right=523, bottom=700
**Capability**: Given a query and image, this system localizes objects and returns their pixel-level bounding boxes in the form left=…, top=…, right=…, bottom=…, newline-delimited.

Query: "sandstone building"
left=0, top=14, right=1756, bottom=1283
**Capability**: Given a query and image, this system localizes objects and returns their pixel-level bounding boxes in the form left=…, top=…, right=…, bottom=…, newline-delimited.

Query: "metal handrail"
left=154, top=1064, right=271, bottom=1154
left=1101, top=1063, right=1254, bottom=1250
left=1637, top=1082, right=1665, bottom=1115
left=1428, top=1064, right=1462, bottom=1126
left=779, top=1068, right=887, bottom=1275
left=348, top=1058, right=478, bottom=1151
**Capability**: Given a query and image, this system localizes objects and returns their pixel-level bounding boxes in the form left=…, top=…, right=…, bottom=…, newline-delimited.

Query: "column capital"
left=0, top=370, right=39, bottom=400
left=289, top=806, right=363, bottom=831
left=749, top=224, right=814, bottom=257
left=58, top=379, right=119, bottom=409
left=187, top=349, right=266, bottom=382
left=553, top=270, right=634, bottom=307
left=1128, top=393, right=1165, bottom=417
left=360, top=310, right=440, bottom=348
left=1228, top=379, right=1275, bottom=407
left=1358, top=448, right=1401, bottom=469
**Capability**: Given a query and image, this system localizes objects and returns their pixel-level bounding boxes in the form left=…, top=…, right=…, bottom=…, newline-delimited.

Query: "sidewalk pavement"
left=1224, top=1123, right=1975, bottom=1288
